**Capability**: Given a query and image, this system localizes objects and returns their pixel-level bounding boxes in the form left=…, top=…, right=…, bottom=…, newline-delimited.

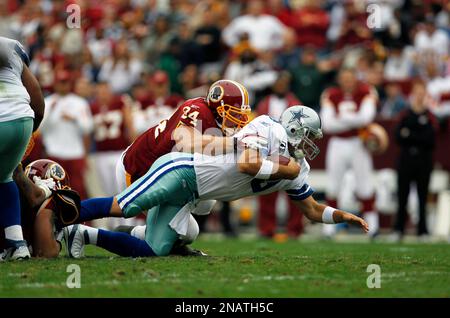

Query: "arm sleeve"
left=286, top=183, right=314, bottom=201
left=320, top=103, right=353, bottom=133
left=338, top=95, right=377, bottom=128
left=75, top=99, right=94, bottom=134
left=14, top=41, right=30, bottom=66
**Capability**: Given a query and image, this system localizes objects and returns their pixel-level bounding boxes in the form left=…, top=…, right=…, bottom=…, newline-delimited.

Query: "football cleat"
left=170, top=240, right=207, bottom=257
left=63, top=224, right=86, bottom=258
left=0, top=240, right=31, bottom=261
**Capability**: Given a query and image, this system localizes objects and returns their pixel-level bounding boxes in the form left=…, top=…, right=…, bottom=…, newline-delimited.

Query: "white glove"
left=33, top=176, right=55, bottom=199
left=237, top=134, right=268, bottom=151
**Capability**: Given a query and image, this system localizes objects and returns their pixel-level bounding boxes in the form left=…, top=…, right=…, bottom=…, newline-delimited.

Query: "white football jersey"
left=194, top=115, right=314, bottom=202
left=0, top=36, right=33, bottom=122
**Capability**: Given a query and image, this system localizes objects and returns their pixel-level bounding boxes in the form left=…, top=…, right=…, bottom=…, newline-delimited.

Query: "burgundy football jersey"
left=91, top=97, right=129, bottom=152
left=123, top=97, right=218, bottom=183
left=322, top=83, right=377, bottom=137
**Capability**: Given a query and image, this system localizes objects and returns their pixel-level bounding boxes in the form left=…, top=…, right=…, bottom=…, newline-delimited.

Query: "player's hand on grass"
left=344, top=214, right=369, bottom=233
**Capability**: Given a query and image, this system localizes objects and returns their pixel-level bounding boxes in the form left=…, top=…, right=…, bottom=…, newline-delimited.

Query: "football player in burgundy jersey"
left=91, top=82, right=135, bottom=197
left=75, top=80, right=253, bottom=253
left=117, top=79, right=251, bottom=188
left=0, top=159, right=81, bottom=258
left=320, top=68, right=379, bottom=237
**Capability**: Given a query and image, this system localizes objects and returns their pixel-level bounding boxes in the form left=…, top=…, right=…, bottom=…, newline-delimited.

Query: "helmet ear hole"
left=290, top=128, right=296, bottom=133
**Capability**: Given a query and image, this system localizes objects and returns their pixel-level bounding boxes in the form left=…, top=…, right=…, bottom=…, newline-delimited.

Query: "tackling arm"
left=172, top=125, right=235, bottom=155
left=292, top=196, right=369, bottom=232
left=237, top=148, right=300, bottom=180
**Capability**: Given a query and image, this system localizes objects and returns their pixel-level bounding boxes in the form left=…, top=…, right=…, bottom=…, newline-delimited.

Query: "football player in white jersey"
left=0, top=37, right=45, bottom=261
left=65, top=106, right=368, bottom=258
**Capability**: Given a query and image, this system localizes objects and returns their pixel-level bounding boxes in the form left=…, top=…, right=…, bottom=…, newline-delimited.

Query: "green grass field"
left=0, top=238, right=449, bottom=297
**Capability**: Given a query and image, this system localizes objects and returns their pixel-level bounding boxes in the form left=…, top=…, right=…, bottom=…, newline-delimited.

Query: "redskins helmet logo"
left=208, top=85, right=224, bottom=103
left=48, top=163, right=66, bottom=181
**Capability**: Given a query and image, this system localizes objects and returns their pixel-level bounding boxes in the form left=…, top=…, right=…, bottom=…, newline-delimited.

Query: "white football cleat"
left=63, top=224, right=86, bottom=259
left=0, top=240, right=31, bottom=261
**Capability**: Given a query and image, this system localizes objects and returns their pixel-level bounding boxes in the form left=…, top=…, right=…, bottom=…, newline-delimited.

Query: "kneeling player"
left=0, top=159, right=81, bottom=258
left=65, top=106, right=368, bottom=258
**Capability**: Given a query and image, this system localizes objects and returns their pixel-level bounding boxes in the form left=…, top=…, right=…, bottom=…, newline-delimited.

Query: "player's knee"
left=151, top=241, right=174, bottom=256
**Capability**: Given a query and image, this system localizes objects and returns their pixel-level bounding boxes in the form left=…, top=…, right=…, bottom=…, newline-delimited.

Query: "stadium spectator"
left=255, top=72, right=304, bottom=238
left=384, top=44, right=414, bottom=81
left=39, top=70, right=93, bottom=199
left=133, top=70, right=180, bottom=134
left=290, top=47, right=328, bottom=111
left=264, top=0, right=293, bottom=27
left=393, top=80, right=438, bottom=240
left=222, top=0, right=286, bottom=52
left=414, top=15, right=449, bottom=61
left=425, top=61, right=450, bottom=120
left=98, top=38, right=143, bottom=94
left=90, top=81, right=135, bottom=199
left=290, top=0, right=329, bottom=50
left=379, top=82, right=408, bottom=119
left=224, top=44, right=277, bottom=108
left=275, top=28, right=301, bottom=71
left=193, top=9, right=223, bottom=69
left=330, top=0, right=372, bottom=50
left=320, top=68, right=379, bottom=238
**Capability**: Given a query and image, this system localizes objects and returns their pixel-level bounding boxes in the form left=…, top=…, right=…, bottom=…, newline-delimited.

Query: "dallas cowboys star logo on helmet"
left=288, top=108, right=309, bottom=125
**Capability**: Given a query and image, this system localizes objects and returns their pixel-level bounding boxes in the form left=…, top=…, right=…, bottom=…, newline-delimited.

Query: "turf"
left=0, top=238, right=449, bottom=297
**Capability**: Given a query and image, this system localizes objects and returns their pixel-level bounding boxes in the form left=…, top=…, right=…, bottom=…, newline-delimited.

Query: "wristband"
left=255, top=159, right=274, bottom=180
left=322, top=206, right=336, bottom=224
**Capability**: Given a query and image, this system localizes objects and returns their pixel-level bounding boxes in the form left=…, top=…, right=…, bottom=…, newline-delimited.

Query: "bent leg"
left=117, top=163, right=197, bottom=218
left=0, top=118, right=33, bottom=247
left=145, top=205, right=183, bottom=256
left=96, top=229, right=155, bottom=257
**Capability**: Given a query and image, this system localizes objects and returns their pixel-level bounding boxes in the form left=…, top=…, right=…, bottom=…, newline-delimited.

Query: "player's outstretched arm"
left=237, top=148, right=300, bottom=180
left=293, top=196, right=369, bottom=233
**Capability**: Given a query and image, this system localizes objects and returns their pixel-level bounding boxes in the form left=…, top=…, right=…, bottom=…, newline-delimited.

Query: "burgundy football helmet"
left=24, top=159, right=71, bottom=190
left=206, top=79, right=251, bottom=135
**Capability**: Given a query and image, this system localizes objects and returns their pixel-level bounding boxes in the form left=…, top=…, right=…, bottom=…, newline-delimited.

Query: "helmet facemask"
left=216, top=103, right=251, bottom=136
left=288, top=127, right=322, bottom=160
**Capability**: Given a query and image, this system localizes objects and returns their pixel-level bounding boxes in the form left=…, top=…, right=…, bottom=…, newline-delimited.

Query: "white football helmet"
left=280, top=105, right=323, bottom=160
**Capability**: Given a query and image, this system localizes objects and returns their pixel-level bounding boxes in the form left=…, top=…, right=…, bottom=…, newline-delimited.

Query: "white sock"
left=82, top=225, right=99, bottom=245
left=364, top=211, right=379, bottom=236
left=130, top=225, right=146, bottom=240
left=4, top=225, right=24, bottom=241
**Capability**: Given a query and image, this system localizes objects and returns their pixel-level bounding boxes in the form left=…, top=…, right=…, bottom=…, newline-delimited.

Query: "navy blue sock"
left=0, top=182, right=21, bottom=228
left=97, top=229, right=155, bottom=257
left=79, top=197, right=114, bottom=222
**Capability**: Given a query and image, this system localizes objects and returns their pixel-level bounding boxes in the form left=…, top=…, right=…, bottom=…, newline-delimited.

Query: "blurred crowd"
left=0, top=0, right=449, bottom=236
left=1, top=0, right=449, bottom=115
